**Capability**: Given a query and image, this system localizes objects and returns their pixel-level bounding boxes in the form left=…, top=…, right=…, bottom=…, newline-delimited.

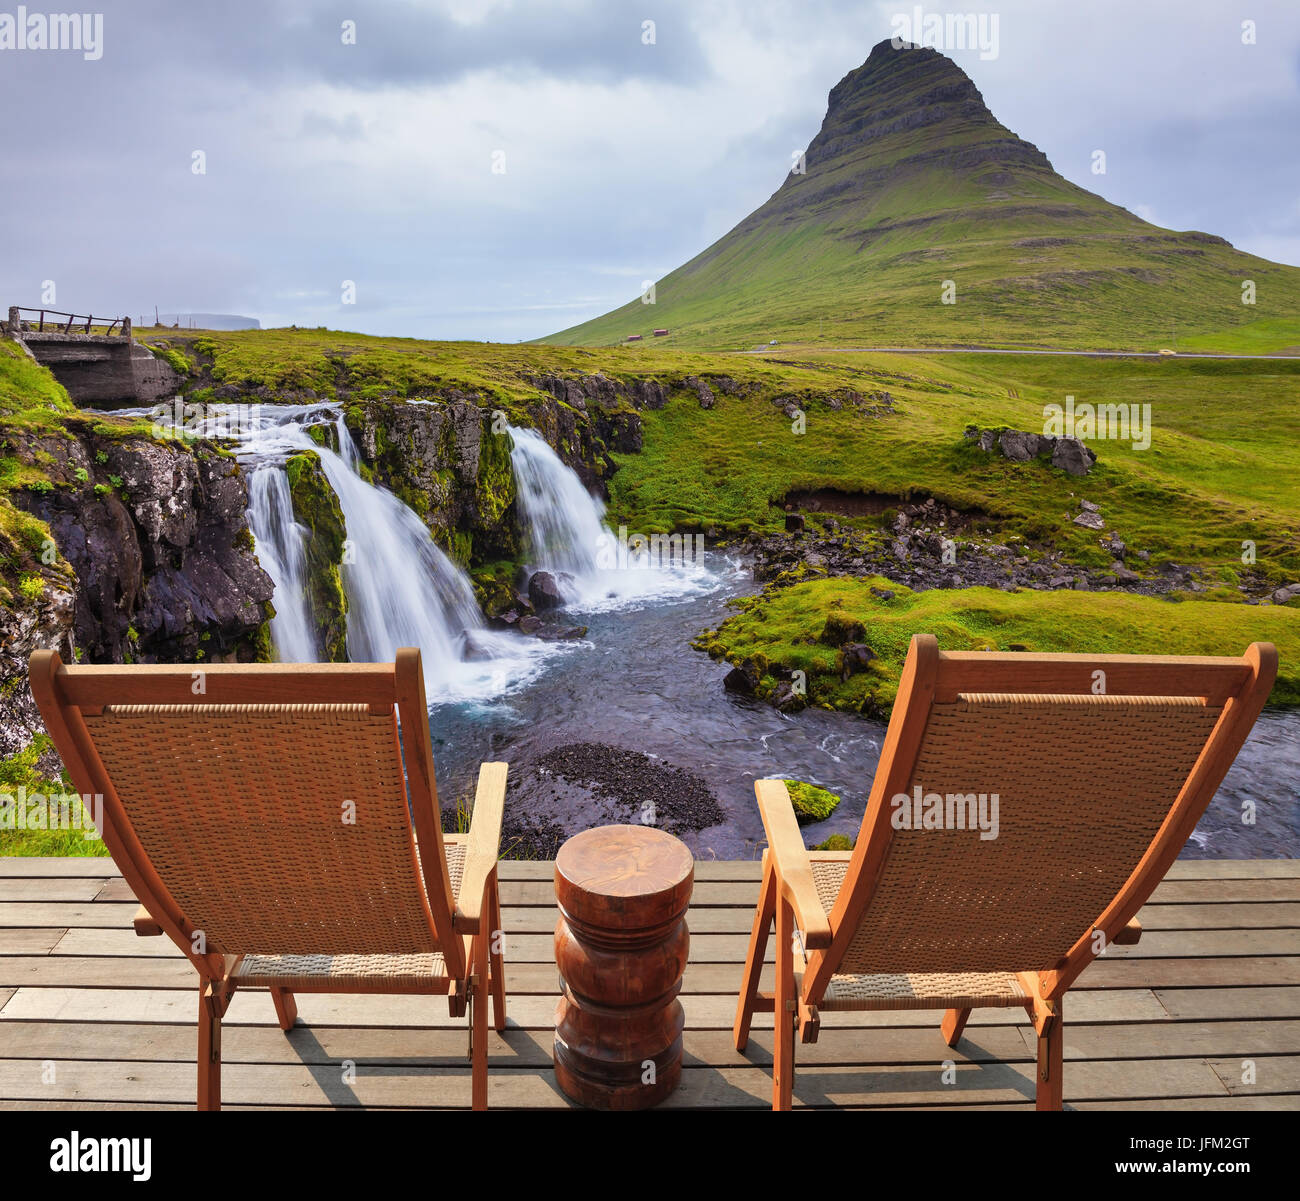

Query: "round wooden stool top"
left=555, top=825, right=694, bottom=935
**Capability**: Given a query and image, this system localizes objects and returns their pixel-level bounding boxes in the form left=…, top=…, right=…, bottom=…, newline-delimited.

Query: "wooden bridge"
left=0, top=855, right=1296, bottom=1110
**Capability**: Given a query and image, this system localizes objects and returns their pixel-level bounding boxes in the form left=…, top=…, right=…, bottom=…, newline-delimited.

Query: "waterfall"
left=507, top=424, right=715, bottom=611
left=509, top=426, right=609, bottom=578
left=225, top=404, right=553, bottom=703
left=245, top=467, right=317, bottom=663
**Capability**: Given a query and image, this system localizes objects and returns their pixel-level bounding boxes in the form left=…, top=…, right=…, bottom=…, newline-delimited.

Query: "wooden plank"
left=1138, top=903, right=1300, bottom=931
left=0, top=859, right=120, bottom=877
left=0, top=1055, right=1240, bottom=1109
left=1073, top=1095, right=1300, bottom=1110
left=1149, top=879, right=1300, bottom=904
left=49, top=923, right=1300, bottom=963
left=1153, top=987, right=1300, bottom=1021
left=0, top=1020, right=1030, bottom=1070
left=0, top=903, right=138, bottom=928
left=1165, top=861, right=1300, bottom=880
left=0, top=928, right=66, bottom=955
left=91, top=878, right=134, bottom=902
left=0, top=880, right=104, bottom=902
left=1209, top=1055, right=1300, bottom=1095
left=0, top=989, right=11, bottom=1012
left=0, top=956, right=196, bottom=989
left=26, top=952, right=1295, bottom=1012
left=51, top=929, right=182, bottom=957
left=1094, top=930, right=1300, bottom=958
left=0, top=986, right=1167, bottom=1029
left=1021, top=1020, right=1300, bottom=1062
left=1078, top=956, right=1300, bottom=990
left=80, top=892, right=1300, bottom=934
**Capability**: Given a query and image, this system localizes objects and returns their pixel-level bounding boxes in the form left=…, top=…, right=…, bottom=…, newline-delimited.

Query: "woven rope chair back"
left=840, top=692, right=1223, bottom=976
left=82, top=702, right=440, bottom=956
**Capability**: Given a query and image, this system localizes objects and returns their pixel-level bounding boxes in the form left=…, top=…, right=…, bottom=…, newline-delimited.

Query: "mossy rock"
left=783, top=779, right=842, bottom=824
left=284, top=451, right=348, bottom=661
left=819, top=611, right=866, bottom=647
left=813, top=833, right=854, bottom=851
left=471, top=560, right=521, bottom=618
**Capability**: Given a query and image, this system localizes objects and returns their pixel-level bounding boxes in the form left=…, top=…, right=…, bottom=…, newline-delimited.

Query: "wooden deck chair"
left=28, top=647, right=508, bottom=1111
left=734, top=635, right=1277, bottom=1110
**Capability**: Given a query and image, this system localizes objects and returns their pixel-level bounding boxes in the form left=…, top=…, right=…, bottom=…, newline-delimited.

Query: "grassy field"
left=129, top=329, right=1300, bottom=586
left=609, top=349, right=1300, bottom=586
left=696, top=576, right=1300, bottom=716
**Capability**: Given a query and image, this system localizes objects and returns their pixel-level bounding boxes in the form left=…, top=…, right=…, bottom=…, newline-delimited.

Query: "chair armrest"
left=133, top=904, right=163, bottom=937
left=454, top=762, right=507, bottom=934
left=754, top=779, right=833, bottom=950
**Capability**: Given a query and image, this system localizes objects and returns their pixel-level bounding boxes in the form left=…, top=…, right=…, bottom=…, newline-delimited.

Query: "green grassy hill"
left=545, top=40, right=1300, bottom=353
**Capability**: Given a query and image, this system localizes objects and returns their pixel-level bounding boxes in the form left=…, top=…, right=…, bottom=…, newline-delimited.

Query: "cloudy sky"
left=1, top=0, right=1298, bottom=340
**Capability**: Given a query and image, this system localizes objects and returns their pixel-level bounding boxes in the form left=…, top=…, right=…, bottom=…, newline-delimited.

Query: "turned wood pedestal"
left=553, top=824, right=694, bottom=1110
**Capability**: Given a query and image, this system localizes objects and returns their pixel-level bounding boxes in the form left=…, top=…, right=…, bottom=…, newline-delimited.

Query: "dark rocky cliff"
left=0, top=412, right=275, bottom=770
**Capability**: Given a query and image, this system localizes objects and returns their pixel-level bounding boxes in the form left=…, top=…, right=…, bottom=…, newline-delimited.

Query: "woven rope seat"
left=801, top=692, right=1221, bottom=1011
left=234, top=841, right=466, bottom=992
left=85, top=701, right=457, bottom=944
left=808, top=856, right=1027, bottom=1010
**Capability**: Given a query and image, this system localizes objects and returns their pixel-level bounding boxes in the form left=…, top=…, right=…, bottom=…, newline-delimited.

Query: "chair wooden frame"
left=29, top=647, right=508, bottom=1111
left=734, top=634, right=1278, bottom=1110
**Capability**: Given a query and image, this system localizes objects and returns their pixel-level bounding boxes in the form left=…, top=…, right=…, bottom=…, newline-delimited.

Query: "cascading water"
left=245, top=467, right=317, bottom=663
left=222, top=404, right=556, bottom=703
left=508, top=424, right=715, bottom=610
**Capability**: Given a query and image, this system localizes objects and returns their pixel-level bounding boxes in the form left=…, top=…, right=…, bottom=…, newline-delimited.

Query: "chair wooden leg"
left=197, top=984, right=222, bottom=1112
left=1035, top=1008, right=1064, bottom=1111
left=471, top=932, right=489, bottom=1111
left=270, top=987, right=297, bottom=1032
left=941, top=1007, right=971, bottom=1047
left=772, top=889, right=796, bottom=1111
left=488, top=872, right=506, bottom=1033
left=734, top=859, right=776, bottom=1052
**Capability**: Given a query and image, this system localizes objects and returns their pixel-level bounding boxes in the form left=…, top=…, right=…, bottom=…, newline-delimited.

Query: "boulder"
left=684, top=375, right=715, bottom=410
left=770, top=681, right=805, bottom=712
left=527, top=570, right=563, bottom=611
left=837, top=642, right=876, bottom=681
left=723, top=656, right=764, bottom=696
left=536, top=625, right=588, bottom=641
left=998, top=429, right=1049, bottom=461
left=819, top=612, right=867, bottom=647
left=1052, top=437, right=1097, bottom=476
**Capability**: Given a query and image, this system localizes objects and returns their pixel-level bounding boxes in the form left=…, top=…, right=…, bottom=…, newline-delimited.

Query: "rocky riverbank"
left=743, top=495, right=1285, bottom=601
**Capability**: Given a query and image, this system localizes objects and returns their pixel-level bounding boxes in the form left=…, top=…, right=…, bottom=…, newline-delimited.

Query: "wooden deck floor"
left=1, top=856, right=1298, bottom=1110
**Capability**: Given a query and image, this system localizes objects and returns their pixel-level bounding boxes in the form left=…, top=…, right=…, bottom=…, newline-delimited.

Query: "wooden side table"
left=553, top=824, right=694, bottom=1110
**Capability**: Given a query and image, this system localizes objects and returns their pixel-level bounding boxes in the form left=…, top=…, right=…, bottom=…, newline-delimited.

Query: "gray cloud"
left=0, top=0, right=1296, bottom=341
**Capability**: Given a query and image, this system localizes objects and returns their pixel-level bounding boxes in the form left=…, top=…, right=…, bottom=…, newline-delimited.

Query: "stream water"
left=147, top=403, right=1300, bottom=859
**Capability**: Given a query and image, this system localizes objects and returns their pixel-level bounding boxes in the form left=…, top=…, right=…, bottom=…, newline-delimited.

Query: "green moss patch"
left=783, top=779, right=842, bottom=824
left=284, top=450, right=348, bottom=660
left=698, top=576, right=1300, bottom=716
